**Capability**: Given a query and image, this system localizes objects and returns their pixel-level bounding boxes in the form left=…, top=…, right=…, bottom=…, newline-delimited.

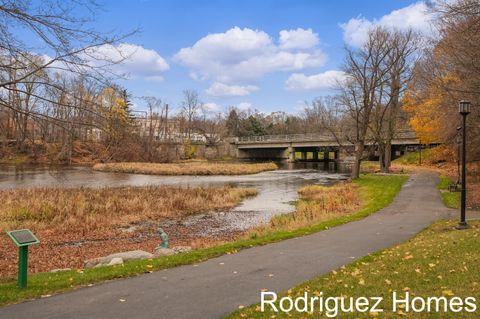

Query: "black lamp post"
left=419, top=139, right=422, bottom=165
left=456, top=100, right=471, bottom=230
left=456, top=128, right=461, bottom=187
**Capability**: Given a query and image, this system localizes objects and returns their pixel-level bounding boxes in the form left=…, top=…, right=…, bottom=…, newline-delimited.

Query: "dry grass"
left=246, top=183, right=361, bottom=237
left=0, top=186, right=257, bottom=233
left=0, top=185, right=256, bottom=276
left=92, top=161, right=278, bottom=175
left=360, top=161, right=409, bottom=174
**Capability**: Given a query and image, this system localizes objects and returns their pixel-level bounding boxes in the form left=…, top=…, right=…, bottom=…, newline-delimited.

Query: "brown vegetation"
left=404, top=0, right=480, bottom=161
left=0, top=186, right=256, bottom=277
left=246, top=183, right=361, bottom=237
left=92, top=161, right=278, bottom=175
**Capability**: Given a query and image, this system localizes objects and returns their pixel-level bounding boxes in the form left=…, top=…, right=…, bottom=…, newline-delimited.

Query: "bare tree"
left=370, top=29, right=419, bottom=172
left=195, top=111, right=225, bottom=145
left=340, top=27, right=394, bottom=179
left=180, top=90, right=201, bottom=140
left=0, top=1, right=132, bottom=136
left=142, top=96, right=167, bottom=160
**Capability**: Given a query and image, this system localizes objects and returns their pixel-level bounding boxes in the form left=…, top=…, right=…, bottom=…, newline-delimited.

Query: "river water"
left=0, top=163, right=349, bottom=235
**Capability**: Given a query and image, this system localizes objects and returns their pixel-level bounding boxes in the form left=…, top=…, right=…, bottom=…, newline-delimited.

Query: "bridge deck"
left=235, top=131, right=420, bottom=149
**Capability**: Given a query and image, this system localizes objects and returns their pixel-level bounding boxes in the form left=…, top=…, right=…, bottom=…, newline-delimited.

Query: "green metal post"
left=18, top=245, right=28, bottom=289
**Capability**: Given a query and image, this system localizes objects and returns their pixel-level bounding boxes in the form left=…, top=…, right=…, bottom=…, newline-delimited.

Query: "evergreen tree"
left=225, top=109, right=240, bottom=136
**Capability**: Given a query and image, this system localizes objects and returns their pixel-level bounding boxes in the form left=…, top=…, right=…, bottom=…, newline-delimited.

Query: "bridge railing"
left=236, top=130, right=418, bottom=143
left=238, top=133, right=335, bottom=143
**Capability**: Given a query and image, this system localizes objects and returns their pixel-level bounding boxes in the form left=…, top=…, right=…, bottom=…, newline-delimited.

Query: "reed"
left=246, top=183, right=361, bottom=236
left=92, top=161, right=278, bottom=175
left=0, top=186, right=257, bottom=233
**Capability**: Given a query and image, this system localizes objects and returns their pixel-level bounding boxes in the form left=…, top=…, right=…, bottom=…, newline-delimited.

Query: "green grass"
left=227, top=220, right=480, bottom=319
left=0, top=174, right=407, bottom=306
left=393, top=148, right=436, bottom=165
left=438, top=175, right=461, bottom=209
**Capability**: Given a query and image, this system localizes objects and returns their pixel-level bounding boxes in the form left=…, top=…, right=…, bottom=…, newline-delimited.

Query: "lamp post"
left=456, top=127, right=461, bottom=187
left=456, top=100, right=471, bottom=230
left=419, top=139, right=422, bottom=165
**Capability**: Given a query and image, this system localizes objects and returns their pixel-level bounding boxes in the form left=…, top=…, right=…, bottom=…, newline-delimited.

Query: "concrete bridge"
left=234, top=130, right=422, bottom=168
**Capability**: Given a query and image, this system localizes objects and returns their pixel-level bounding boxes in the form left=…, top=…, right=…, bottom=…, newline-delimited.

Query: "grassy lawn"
left=392, top=148, right=436, bottom=165
left=0, top=174, right=407, bottom=306
left=92, top=161, right=278, bottom=175
left=438, top=175, right=461, bottom=209
left=227, top=220, right=480, bottom=319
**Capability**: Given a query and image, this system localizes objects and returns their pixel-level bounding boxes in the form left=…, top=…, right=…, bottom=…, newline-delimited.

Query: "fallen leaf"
left=442, top=290, right=455, bottom=296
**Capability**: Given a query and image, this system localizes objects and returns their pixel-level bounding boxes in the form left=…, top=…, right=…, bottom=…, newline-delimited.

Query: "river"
left=0, top=163, right=349, bottom=235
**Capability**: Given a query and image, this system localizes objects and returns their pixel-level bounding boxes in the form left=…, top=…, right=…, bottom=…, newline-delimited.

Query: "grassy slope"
left=438, top=175, right=461, bottom=209
left=227, top=220, right=480, bottom=319
left=0, top=174, right=407, bottom=306
left=392, top=148, right=436, bottom=165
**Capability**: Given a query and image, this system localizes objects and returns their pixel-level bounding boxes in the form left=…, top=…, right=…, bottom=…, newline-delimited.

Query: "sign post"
left=6, top=229, right=40, bottom=289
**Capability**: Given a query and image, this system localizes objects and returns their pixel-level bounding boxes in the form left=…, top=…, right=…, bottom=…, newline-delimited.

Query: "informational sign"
left=6, top=228, right=40, bottom=288
left=7, top=229, right=40, bottom=247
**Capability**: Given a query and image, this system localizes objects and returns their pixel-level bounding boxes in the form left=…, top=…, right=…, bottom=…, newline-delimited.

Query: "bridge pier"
left=331, top=150, right=338, bottom=171
left=288, top=146, right=295, bottom=162
left=323, top=151, right=329, bottom=169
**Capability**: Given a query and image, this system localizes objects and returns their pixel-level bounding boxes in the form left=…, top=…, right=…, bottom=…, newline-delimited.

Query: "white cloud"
left=285, top=70, right=348, bottom=90
left=206, top=82, right=258, bottom=97
left=340, top=17, right=374, bottom=48
left=341, top=2, right=435, bottom=47
left=203, top=102, right=222, bottom=112
left=84, top=43, right=169, bottom=79
left=237, top=102, right=253, bottom=110
left=279, top=28, right=319, bottom=50
left=174, top=26, right=326, bottom=84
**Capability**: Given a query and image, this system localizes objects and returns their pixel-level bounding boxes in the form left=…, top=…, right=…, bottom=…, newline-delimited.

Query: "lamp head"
left=459, top=100, right=471, bottom=115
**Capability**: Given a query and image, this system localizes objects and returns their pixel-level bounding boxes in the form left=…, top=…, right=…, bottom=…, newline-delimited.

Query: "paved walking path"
left=1, top=172, right=456, bottom=319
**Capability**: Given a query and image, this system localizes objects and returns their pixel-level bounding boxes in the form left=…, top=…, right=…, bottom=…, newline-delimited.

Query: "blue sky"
left=84, top=0, right=434, bottom=114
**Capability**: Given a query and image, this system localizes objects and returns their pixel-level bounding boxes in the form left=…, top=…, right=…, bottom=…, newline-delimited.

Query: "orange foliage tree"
left=403, top=73, right=461, bottom=145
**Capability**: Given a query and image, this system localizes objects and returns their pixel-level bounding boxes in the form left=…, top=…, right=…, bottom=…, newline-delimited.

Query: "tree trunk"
left=383, top=142, right=392, bottom=172
left=351, top=143, right=364, bottom=179
left=379, top=147, right=385, bottom=172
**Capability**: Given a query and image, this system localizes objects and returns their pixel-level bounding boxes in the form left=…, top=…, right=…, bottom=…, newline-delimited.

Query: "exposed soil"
left=0, top=220, right=242, bottom=278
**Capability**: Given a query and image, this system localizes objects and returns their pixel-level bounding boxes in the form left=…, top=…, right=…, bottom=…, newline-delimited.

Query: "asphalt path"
left=0, top=172, right=454, bottom=319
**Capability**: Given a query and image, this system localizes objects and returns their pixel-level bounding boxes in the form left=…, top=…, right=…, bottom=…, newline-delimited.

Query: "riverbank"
left=0, top=174, right=406, bottom=306
left=228, top=219, right=480, bottom=319
left=92, top=161, right=278, bottom=175
left=0, top=186, right=256, bottom=277
left=245, top=183, right=361, bottom=238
